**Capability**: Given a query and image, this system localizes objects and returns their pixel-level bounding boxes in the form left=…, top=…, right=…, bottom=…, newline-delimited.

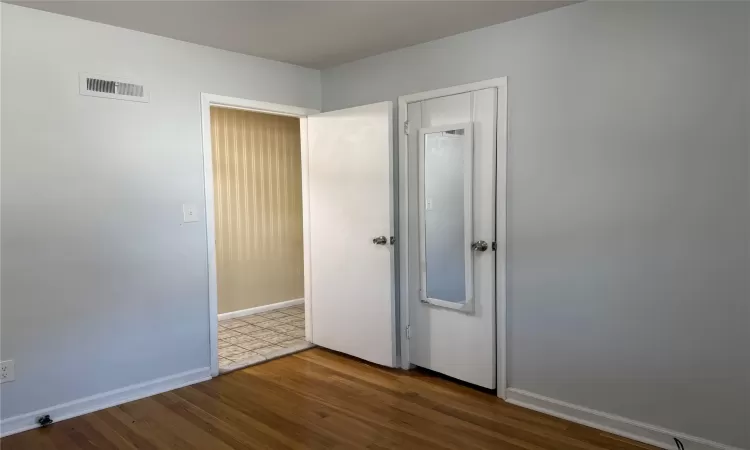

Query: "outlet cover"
left=183, top=204, right=199, bottom=223
left=0, top=360, right=15, bottom=383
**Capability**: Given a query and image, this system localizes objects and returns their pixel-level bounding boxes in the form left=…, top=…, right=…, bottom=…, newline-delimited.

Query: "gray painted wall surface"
left=323, top=2, right=750, bottom=447
left=0, top=3, right=320, bottom=421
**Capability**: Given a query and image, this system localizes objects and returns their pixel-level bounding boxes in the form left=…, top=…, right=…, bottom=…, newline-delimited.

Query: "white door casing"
left=201, top=93, right=319, bottom=378
left=307, top=101, right=397, bottom=367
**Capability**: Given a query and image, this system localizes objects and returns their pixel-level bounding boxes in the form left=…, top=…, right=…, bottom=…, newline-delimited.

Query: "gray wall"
left=323, top=2, right=750, bottom=448
left=0, top=3, right=319, bottom=421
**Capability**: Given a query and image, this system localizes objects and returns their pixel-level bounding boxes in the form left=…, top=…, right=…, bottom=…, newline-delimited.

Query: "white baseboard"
left=218, top=298, right=304, bottom=321
left=505, top=388, right=741, bottom=450
left=0, top=367, right=210, bottom=438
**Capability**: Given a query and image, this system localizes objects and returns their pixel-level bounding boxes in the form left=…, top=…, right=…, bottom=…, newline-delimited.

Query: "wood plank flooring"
left=0, top=348, right=657, bottom=449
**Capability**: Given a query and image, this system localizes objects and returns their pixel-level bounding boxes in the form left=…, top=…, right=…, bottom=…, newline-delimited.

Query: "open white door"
left=307, top=101, right=397, bottom=367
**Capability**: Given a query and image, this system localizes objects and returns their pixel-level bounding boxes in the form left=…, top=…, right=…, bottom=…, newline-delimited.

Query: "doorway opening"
left=202, top=96, right=318, bottom=375
left=203, top=94, right=399, bottom=378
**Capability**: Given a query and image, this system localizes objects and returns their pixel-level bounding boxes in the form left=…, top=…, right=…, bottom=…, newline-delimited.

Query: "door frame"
left=397, top=77, right=508, bottom=398
left=200, top=93, right=319, bottom=377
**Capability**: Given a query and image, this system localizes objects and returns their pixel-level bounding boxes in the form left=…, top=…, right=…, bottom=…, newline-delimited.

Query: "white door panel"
left=420, top=93, right=472, bottom=127
left=408, top=89, right=496, bottom=388
left=307, top=101, right=396, bottom=368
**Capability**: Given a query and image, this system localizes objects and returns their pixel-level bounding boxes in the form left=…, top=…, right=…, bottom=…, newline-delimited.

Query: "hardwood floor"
left=1, top=348, right=656, bottom=449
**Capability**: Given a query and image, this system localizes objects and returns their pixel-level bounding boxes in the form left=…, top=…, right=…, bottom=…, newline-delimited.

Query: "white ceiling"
left=11, top=1, right=574, bottom=69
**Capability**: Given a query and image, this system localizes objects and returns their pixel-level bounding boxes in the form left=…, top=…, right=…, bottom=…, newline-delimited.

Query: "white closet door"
left=408, top=89, right=497, bottom=387
left=307, top=101, right=397, bottom=367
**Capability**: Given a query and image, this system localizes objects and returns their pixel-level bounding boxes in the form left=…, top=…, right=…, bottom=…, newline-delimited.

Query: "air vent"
left=79, top=73, right=149, bottom=103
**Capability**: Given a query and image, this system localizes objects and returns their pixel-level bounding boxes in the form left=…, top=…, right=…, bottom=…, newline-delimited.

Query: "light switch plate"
left=1, top=360, right=15, bottom=383
left=183, top=204, right=199, bottom=223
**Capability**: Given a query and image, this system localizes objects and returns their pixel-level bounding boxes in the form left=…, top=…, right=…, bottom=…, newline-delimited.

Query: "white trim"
left=399, top=78, right=508, bottom=105
left=200, top=93, right=319, bottom=377
left=397, top=99, right=411, bottom=370
left=397, top=78, right=508, bottom=392
left=385, top=102, right=399, bottom=367
left=495, top=80, right=508, bottom=399
left=300, top=117, right=313, bottom=343
left=203, top=94, right=317, bottom=118
left=417, top=123, right=475, bottom=312
left=217, top=298, right=304, bottom=321
left=506, top=389, right=743, bottom=450
left=0, top=367, right=209, bottom=438
left=200, top=94, right=220, bottom=378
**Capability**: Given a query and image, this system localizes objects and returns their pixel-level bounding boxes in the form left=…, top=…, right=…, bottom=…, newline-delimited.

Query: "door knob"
left=372, top=236, right=388, bottom=245
left=471, top=240, right=488, bottom=252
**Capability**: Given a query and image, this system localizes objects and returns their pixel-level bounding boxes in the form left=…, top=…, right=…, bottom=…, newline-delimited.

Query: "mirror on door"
left=418, top=123, right=474, bottom=312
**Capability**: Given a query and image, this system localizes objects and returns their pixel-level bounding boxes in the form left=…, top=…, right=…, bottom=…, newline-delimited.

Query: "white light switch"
left=183, top=204, right=199, bottom=223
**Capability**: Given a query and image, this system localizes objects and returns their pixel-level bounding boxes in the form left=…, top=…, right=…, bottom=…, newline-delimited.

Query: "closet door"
left=306, top=102, right=397, bottom=367
left=407, top=89, right=497, bottom=388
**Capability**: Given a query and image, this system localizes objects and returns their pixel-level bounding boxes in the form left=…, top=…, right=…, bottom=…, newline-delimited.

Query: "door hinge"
left=404, top=121, right=410, bottom=135
left=405, top=325, right=411, bottom=339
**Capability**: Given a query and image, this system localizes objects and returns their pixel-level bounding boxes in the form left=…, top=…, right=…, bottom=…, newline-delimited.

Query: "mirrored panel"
left=419, top=124, right=473, bottom=308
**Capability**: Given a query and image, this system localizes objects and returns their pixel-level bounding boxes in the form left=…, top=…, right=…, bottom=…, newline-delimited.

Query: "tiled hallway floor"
left=218, top=304, right=312, bottom=373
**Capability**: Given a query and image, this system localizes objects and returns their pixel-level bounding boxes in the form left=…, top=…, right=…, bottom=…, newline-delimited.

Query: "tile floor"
left=218, top=304, right=312, bottom=373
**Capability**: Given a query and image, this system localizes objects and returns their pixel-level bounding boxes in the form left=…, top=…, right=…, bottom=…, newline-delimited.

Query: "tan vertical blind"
left=211, top=106, right=303, bottom=314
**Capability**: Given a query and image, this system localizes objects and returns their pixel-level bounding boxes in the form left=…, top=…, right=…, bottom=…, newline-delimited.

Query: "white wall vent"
left=79, top=73, right=149, bottom=103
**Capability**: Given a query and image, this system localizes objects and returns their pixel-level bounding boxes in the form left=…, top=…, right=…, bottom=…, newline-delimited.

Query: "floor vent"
left=79, top=73, right=149, bottom=103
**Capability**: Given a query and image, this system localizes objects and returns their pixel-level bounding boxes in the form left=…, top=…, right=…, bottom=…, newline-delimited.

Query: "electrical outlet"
left=0, top=360, right=15, bottom=383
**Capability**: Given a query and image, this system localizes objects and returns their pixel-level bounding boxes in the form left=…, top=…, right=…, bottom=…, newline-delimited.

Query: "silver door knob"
left=471, top=240, right=488, bottom=252
left=372, top=236, right=388, bottom=245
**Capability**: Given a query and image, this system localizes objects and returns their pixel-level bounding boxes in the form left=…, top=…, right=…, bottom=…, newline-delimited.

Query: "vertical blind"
left=211, top=106, right=304, bottom=314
